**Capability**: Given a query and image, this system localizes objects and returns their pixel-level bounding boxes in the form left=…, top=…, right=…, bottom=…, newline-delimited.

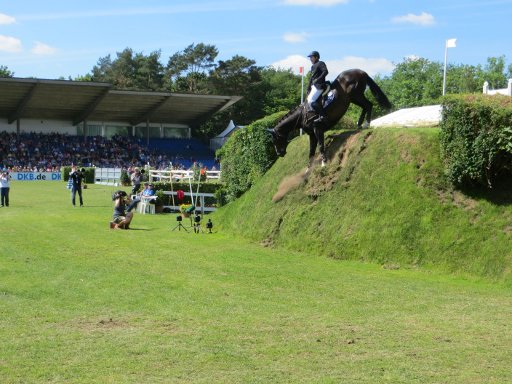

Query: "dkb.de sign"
left=11, top=172, right=62, bottom=181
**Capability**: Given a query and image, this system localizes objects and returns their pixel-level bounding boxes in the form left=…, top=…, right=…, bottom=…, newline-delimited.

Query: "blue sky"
left=1, top=0, right=511, bottom=81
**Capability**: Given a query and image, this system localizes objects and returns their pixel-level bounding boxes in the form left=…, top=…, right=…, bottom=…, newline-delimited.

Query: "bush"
left=439, top=94, right=512, bottom=187
left=216, top=112, right=284, bottom=201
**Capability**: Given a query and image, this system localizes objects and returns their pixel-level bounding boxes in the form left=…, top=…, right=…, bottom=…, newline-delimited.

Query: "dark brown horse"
left=268, top=68, right=391, bottom=167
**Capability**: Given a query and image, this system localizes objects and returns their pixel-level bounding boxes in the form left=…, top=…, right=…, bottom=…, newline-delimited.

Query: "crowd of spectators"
left=0, top=131, right=211, bottom=172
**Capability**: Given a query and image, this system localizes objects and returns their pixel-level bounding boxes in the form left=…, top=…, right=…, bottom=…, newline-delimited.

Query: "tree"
left=166, top=43, right=218, bottom=93
left=379, top=57, right=443, bottom=109
left=132, top=50, right=164, bottom=90
left=446, top=64, right=484, bottom=94
left=91, top=48, right=165, bottom=90
left=259, top=68, right=301, bottom=115
left=482, top=55, right=508, bottom=89
left=197, top=55, right=265, bottom=138
left=0, top=65, right=14, bottom=78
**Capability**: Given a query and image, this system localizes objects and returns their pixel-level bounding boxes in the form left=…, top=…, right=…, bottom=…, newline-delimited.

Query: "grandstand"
left=146, top=138, right=218, bottom=169
left=0, top=77, right=239, bottom=170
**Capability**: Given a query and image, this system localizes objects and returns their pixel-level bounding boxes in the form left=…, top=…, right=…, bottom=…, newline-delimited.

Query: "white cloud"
left=328, top=56, right=395, bottom=77
left=391, top=12, right=435, bottom=26
left=32, top=42, right=57, bottom=55
left=0, top=13, right=16, bottom=25
left=271, top=55, right=394, bottom=78
left=271, top=54, right=310, bottom=74
left=283, top=32, right=309, bottom=43
left=283, top=0, right=349, bottom=6
left=0, top=35, right=22, bottom=53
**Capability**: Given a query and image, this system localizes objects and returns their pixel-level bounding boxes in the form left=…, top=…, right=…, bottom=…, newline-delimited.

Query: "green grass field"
left=1, top=180, right=511, bottom=383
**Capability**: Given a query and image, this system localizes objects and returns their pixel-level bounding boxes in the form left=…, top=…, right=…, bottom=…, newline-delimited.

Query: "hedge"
left=439, top=94, right=512, bottom=187
left=216, top=112, right=284, bottom=202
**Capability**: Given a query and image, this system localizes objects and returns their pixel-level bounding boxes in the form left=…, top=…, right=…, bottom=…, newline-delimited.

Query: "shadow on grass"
left=458, top=178, right=512, bottom=206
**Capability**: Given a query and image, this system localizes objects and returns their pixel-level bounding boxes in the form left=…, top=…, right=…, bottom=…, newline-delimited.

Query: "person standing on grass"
left=0, top=169, right=10, bottom=207
left=130, top=168, right=142, bottom=195
left=69, top=165, right=84, bottom=207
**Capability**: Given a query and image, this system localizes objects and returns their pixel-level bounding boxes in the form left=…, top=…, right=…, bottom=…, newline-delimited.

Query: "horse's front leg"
left=307, top=133, right=318, bottom=170
left=357, top=108, right=366, bottom=129
left=314, top=126, right=327, bottom=167
left=363, top=103, right=372, bottom=129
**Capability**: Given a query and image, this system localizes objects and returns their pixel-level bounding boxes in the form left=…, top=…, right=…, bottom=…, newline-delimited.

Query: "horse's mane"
left=276, top=105, right=302, bottom=125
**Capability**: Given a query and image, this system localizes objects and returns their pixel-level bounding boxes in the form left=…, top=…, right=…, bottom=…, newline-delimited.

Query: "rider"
left=306, top=51, right=329, bottom=123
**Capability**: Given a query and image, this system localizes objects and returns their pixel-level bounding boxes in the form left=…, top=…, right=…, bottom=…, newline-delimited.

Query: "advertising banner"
left=10, top=172, right=62, bottom=181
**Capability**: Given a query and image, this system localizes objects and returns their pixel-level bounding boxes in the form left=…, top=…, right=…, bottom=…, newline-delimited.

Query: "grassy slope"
left=214, top=128, right=512, bottom=280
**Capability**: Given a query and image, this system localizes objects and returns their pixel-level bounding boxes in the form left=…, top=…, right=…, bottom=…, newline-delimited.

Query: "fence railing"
left=149, top=169, right=221, bottom=182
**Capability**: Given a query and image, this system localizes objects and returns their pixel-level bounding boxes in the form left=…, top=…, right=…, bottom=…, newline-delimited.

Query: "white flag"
left=446, top=38, right=457, bottom=48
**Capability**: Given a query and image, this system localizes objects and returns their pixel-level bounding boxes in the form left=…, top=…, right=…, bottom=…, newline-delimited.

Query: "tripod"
left=172, top=216, right=188, bottom=232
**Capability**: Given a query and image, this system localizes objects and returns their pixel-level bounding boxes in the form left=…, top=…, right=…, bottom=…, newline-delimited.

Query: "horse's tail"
left=366, top=75, right=391, bottom=109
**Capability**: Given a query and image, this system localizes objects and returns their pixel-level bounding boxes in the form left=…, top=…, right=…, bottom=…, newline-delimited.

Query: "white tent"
left=209, top=120, right=245, bottom=151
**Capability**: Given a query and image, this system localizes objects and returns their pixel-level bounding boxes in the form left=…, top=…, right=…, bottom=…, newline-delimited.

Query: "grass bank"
left=214, top=128, right=512, bottom=280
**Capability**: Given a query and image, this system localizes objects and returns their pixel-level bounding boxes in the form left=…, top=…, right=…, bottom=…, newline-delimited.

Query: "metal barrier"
left=94, top=168, right=122, bottom=186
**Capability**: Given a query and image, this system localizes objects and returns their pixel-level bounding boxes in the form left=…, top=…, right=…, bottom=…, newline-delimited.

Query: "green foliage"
left=217, top=112, right=283, bottom=201
left=0, top=65, right=14, bottom=78
left=91, top=48, right=165, bottom=90
left=440, top=94, right=512, bottom=187
left=120, top=169, right=130, bottom=186
left=377, top=57, right=444, bottom=108
left=259, top=67, right=302, bottom=115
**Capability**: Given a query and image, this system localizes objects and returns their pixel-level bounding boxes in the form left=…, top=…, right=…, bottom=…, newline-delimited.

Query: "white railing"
left=483, top=79, right=512, bottom=96
left=149, top=169, right=221, bottom=182
left=162, top=190, right=216, bottom=213
left=94, top=167, right=122, bottom=186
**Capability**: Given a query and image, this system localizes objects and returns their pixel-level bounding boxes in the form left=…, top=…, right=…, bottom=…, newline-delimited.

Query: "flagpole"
left=300, top=66, right=304, bottom=135
left=443, top=38, right=456, bottom=96
left=442, top=43, right=448, bottom=96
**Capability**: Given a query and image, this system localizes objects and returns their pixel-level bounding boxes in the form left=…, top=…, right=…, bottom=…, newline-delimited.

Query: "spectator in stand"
left=69, top=165, right=84, bottom=207
left=0, top=169, right=11, bottom=207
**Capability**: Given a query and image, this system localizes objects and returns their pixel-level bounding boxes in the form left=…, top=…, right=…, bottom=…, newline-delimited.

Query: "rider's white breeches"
left=307, top=85, right=323, bottom=104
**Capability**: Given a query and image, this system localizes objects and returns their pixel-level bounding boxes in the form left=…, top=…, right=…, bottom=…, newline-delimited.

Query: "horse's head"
left=266, top=107, right=304, bottom=157
left=267, top=128, right=288, bottom=157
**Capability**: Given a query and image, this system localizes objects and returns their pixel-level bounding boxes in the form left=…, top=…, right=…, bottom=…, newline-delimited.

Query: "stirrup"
left=314, top=115, right=327, bottom=123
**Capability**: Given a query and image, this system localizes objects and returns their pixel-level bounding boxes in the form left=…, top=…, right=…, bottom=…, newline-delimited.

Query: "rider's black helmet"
left=307, top=51, right=320, bottom=58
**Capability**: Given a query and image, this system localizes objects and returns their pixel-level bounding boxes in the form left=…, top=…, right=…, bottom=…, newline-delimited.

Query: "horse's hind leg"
left=353, top=97, right=372, bottom=129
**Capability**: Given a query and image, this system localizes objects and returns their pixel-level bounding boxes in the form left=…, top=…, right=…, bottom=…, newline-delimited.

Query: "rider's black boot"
left=311, top=101, right=327, bottom=123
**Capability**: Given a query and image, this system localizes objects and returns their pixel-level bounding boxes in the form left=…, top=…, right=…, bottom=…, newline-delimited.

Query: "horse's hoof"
left=321, top=160, right=326, bottom=168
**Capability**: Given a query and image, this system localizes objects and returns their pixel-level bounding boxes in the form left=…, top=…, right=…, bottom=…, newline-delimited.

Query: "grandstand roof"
left=0, top=77, right=242, bottom=127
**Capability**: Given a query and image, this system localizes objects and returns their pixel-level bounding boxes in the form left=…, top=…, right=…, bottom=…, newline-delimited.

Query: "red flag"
left=299, top=66, right=304, bottom=75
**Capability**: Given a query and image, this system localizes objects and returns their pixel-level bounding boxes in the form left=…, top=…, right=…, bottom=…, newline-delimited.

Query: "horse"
left=267, top=68, right=391, bottom=167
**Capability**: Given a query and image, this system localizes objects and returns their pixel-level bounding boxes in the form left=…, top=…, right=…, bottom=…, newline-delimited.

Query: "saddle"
left=305, top=81, right=337, bottom=114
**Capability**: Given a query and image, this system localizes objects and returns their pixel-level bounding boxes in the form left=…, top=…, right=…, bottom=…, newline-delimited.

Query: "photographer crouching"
left=110, top=190, right=134, bottom=230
